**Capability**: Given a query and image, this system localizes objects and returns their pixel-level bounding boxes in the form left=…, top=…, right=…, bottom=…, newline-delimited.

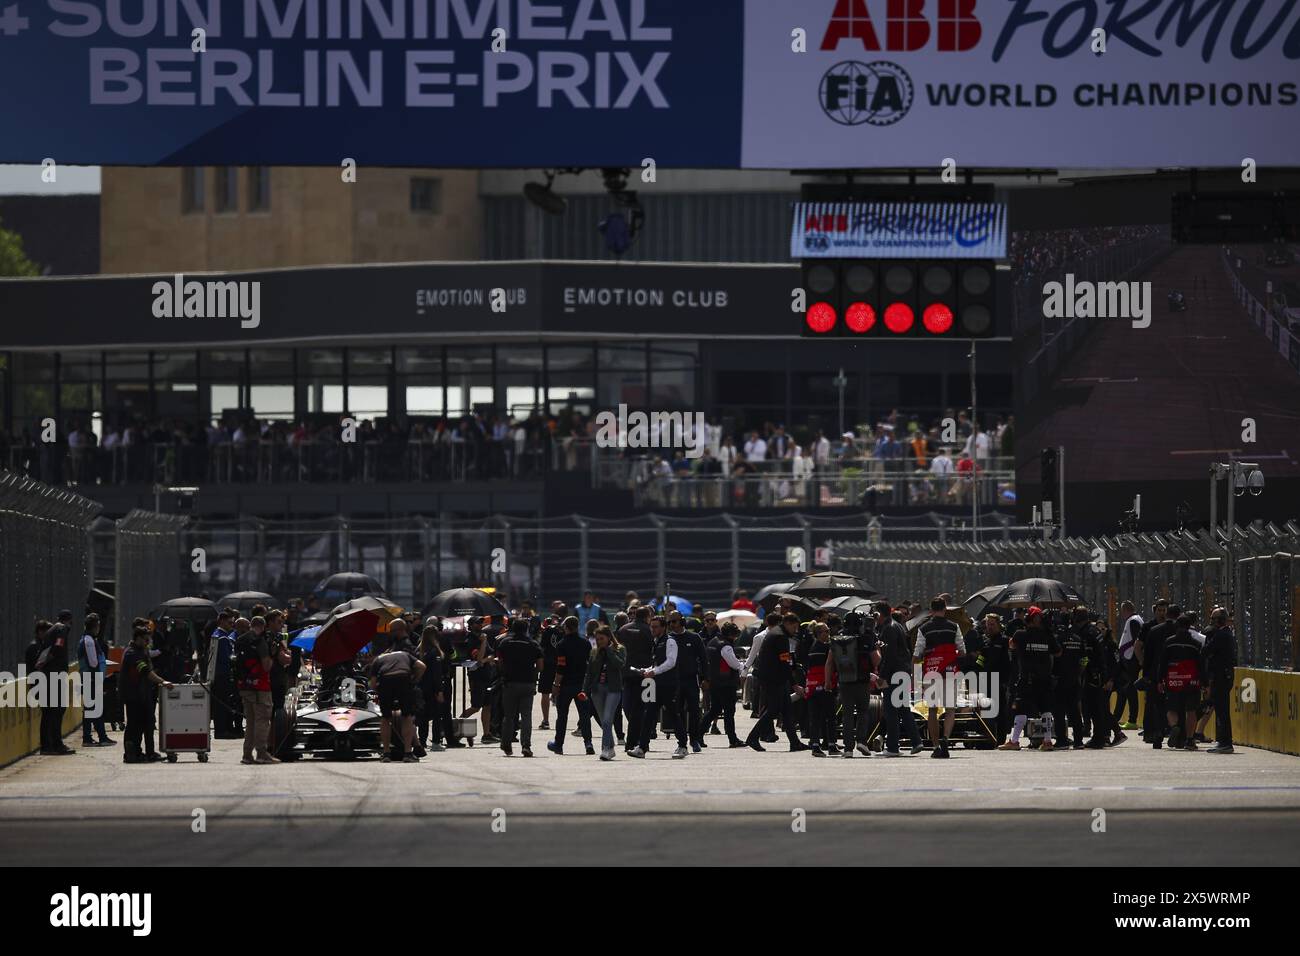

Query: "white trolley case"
left=159, top=683, right=211, bottom=762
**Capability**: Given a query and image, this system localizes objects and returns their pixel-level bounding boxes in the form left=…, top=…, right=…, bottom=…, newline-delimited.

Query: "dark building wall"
left=0, top=194, right=99, bottom=275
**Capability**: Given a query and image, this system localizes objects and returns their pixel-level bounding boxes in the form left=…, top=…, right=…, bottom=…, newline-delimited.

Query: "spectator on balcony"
left=813, top=430, right=831, bottom=465
left=769, top=425, right=791, bottom=460
left=743, top=431, right=767, bottom=462
left=718, top=435, right=736, bottom=477
left=964, top=424, right=991, bottom=468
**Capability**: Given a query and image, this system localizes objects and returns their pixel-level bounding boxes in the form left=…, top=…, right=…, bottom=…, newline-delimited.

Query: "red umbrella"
left=312, top=596, right=404, bottom=667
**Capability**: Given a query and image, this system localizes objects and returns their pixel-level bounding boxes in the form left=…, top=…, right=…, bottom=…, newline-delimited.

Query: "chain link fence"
left=832, top=523, right=1299, bottom=670
left=0, top=471, right=102, bottom=671
left=114, top=510, right=189, bottom=645
left=143, top=511, right=1011, bottom=616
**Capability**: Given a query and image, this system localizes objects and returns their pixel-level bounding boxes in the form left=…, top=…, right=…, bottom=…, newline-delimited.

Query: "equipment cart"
left=159, top=683, right=212, bottom=762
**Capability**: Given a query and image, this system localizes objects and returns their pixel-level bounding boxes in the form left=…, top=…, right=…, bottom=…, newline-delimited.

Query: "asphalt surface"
left=3, top=706, right=1298, bottom=866
left=1019, top=244, right=1300, bottom=483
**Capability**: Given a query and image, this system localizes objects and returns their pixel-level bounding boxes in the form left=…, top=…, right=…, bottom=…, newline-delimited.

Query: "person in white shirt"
left=963, top=426, right=991, bottom=464
left=718, top=437, right=736, bottom=477
left=814, top=430, right=831, bottom=465
left=744, top=432, right=767, bottom=462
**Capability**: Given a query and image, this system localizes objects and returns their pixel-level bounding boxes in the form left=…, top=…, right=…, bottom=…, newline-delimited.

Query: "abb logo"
left=821, top=0, right=982, bottom=52
left=805, top=213, right=849, bottom=232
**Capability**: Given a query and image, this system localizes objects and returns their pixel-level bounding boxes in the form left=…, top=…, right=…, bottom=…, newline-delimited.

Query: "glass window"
left=201, top=350, right=247, bottom=421
left=649, top=343, right=697, bottom=409
left=348, top=349, right=391, bottom=419
left=398, top=347, right=444, bottom=416
left=248, top=167, right=271, bottom=212
left=446, top=347, right=492, bottom=417
left=215, top=167, right=239, bottom=213
left=11, top=352, right=57, bottom=434
left=546, top=345, right=595, bottom=416
left=181, top=168, right=205, bottom=214
left=497, top=346, right=542, bottom=420
left=304, top=349, right=344, bottom=416
left=410, top=177, right=442, bottom=214
left=597, top=343, right=647, bottom=409
left=105, top=351, right=152, bottom=422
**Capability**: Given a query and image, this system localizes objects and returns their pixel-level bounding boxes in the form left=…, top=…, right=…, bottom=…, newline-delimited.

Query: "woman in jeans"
left=583, top=625, right=627, bottom=761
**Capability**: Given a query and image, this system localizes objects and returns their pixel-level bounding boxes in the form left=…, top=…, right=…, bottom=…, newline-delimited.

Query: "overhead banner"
left=0, top=0, right=744, bottom=167
left=0, top=1, right=1298, bottom=168
left=744, top=0, right=1300, bottom=168
left=792, top=201, right=1007, bottom=258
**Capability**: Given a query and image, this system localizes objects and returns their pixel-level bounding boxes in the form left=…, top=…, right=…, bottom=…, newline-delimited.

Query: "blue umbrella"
left=291, top=628, right=372, bottom=657
left=651, top=595, right=693, bottom=612
left=290, top=625, right=322, bottom=652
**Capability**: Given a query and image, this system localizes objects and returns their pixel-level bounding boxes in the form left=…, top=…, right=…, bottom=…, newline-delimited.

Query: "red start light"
left=806, top=302, right=837, bottom=334
left=845, top=302, right=876, bottom=334
left=883, top=302, right=914, bottom=334
left=923, top=303, right=954, bottom=334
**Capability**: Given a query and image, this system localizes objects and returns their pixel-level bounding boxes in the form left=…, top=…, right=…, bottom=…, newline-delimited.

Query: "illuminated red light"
left=883, top=302, right=914, bottom=334
left=845, top=302, right=876, bottom=334
left=806, top=302, right=838, bottom=334
left=923, top=303, right=954, bottom=334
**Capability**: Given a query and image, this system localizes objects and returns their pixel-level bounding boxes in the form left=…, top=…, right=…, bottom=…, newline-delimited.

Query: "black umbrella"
left=217, top=590, right=278, bottom=614
left=313, top=571, right=386, bottom=604
left=149, top=596, right=218, bottom=625
left=423, top=587, right=509, bottom=619
left=961, top=584, right=1007, bottom=620
left=760, top=594, right=822, bottom=622
left=818, top=595, right=877, bottom=616
left=984, top=578, right=1082, bottom=609
left=751, top=582, right=794, bottom=608
left=785, top=571, right=879, bottom=601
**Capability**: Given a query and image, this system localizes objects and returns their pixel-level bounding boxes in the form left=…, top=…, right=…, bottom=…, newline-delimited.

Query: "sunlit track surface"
left=1019, top=245, right=1300, bottom=484
left=3, top=701, right=1296, bottom=865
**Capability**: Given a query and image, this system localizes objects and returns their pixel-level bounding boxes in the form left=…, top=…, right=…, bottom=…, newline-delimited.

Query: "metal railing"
left=832, top=523, right=1298, bottom=670
left=0, top=471, right=102, bottom=671
left=4, top=436, right=593, bottom=487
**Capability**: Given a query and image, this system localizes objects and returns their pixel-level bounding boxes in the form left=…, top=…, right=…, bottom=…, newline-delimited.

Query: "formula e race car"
left=862, top=679, right=1000, bottom=751
left=286, top=662, right=383, bottom=759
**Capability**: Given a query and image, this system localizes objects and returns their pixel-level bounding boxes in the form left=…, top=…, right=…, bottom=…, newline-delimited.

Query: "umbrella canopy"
left=313, top=596, right=404, bottom=667
left=651, top=595, right=693, bottom=612
left=760, top=593, right=822, bottom=622
left=984, top=578, right=1082, bottom=610
left=293, top=609, right=332, bottom=631
left=313, top=571, right=386, bottom=605
left=818, top=595, right=877, bottom=616
left=217, top=590, right=278, bottom=614
left=422, top=587, right=509, bottom=619
left=961, top=584, right=1008, bottom=620
left=751, top=583, right=794, bottom=606
left=289, top=625, right=322, bottom=652
left=715, top=608, right=758, bottom=629
left=149, top=597, right=218, bottom=625
left=785, top=571, right=879, bottom=601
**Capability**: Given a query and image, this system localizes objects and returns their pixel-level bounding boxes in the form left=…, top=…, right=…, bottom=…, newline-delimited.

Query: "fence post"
left=722, top=514, right=740, bottom=595
left=574, top=515, right=590, bottom=596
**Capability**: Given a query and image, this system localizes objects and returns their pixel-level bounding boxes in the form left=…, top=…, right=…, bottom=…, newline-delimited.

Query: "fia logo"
left=819, top=61, right=913, bottom=127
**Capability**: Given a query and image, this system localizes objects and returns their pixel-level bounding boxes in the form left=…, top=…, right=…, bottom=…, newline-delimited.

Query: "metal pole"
left=1208, top=468, right=1218, bottom=533
left=723, top=514, right=740, bottom=595
left=575, top=516, right=589, bottom=596
left=1057, top=444, right=1066, bottom=540
left=1226, top=457, right=1236, bottom=618
left=969, top=342, right=978, bottom=544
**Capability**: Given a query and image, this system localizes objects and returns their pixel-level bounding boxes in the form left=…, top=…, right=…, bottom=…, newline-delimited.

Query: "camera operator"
left=827, top=609, right=877, bottom=756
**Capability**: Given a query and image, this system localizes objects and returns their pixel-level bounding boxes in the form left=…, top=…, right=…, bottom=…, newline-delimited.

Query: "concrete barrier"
left=0, top=667, right=85, bottom=768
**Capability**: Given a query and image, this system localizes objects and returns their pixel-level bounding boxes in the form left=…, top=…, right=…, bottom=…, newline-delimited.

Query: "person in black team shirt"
left=974, top=613, right=1014, bottom=744
left=631, top=615, right=688, bottom=759
left=698, top=611, right=722, bottom=734
left=1054, top=608, right=1091, bottom=749
left=549, top=616, right=594, bottom=755
left=618, top=606, right=654, bottom=754
left=415, top=624, right=446, bottom=754
left=536, top=614, right=561, bottom=731
left=367, top=620, right=426, bottom=762
left=120, top=625, right=172, bottom=763
left=1157, top=613, right=1204, bottom=750
left=1136, top=600, right=1173, bottom=749
left=497, top=618, right=543, bottom=757
left=745, top=613, right=809, bottom=753
left=667, top=611, right=708, bottom=753
left=1202, top=607, right=1236, bottom=754
left=869, top=603, right=923, bottom=757
left=1083, top=614, right=1122, bottom=748
left=804, top=623, right=840, bottom=757
left=998, top=607, right=1060, bottom=751
left=704, top=621, right=747, bottom=747
left=913, top=598, right=964, bottom=758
